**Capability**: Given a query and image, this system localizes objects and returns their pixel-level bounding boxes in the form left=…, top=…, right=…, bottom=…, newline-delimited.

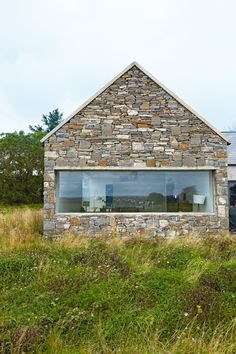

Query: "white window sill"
left=54, top=166, right=217, bottom=171
left=55, top=212, right=216, bottom=216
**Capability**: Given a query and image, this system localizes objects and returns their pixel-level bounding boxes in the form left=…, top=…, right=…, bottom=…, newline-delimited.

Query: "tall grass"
left=0, top=209, right=235, bottom=353
left=0, top=209, right=43, bottom=252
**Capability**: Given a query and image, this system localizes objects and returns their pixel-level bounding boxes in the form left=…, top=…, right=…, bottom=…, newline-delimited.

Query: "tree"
left=0, top=131, right=44, bottom=204
left=0, top=109, right=63, bottom=205
left=29, top=108, right=63, bottom=133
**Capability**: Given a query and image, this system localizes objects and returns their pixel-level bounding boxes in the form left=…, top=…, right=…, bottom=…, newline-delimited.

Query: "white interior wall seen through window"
left=56, top=171, right=214, bottom=213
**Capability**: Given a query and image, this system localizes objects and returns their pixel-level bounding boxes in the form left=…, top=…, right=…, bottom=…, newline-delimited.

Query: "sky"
left=0, top=0, right=236, bottom=133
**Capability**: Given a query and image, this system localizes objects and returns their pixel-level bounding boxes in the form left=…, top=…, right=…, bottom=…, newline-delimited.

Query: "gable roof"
left=222, top=131, right=236, bottom=164
left=40, top=61, right=230, bottom=144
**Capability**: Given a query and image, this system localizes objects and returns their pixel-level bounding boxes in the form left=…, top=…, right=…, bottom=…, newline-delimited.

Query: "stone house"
left=41, top=62, right=230, bottom=237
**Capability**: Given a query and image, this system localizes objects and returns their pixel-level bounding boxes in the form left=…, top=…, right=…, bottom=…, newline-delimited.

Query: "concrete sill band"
left=55, top=212, right=216, bottom=217
left=53, top=166, right=218, bottom=171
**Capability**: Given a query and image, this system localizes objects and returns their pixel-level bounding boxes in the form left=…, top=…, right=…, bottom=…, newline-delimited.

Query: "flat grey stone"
left=102, top=123, right=112, bottom=136
left=80, top=140, right=91, bottom=149
left=151, top=116, right=161, bottom=125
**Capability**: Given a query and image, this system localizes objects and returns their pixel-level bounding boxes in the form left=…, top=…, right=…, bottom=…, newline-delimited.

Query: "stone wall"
left=43, top=65, right=228, bottom=236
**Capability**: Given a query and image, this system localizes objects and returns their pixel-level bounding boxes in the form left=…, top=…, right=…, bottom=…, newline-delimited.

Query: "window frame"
left=54, top=168, right=216, bottom=215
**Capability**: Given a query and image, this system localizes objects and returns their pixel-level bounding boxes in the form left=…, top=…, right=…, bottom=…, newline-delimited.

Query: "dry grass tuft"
left=1, top=209, right=236, bottom=259
left=72, top=319, right=236, bottom=354
left=0, top=208, right=43, bottom=252
left=166, top=319, right=236, bottom=354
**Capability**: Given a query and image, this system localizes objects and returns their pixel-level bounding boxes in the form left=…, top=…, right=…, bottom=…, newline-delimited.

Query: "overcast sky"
left=0, top=0, right=235, bottom=133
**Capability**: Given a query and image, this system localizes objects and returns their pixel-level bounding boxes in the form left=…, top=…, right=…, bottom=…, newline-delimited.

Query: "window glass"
left=229, top=181, right=236, bottom=206
left=57, top=172, right=83, bottom=212
left=56, top=171, right=213, bottom=213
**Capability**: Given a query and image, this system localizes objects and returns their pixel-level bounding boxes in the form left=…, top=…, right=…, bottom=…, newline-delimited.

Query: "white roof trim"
left=41, top=61, right=230, bottom=144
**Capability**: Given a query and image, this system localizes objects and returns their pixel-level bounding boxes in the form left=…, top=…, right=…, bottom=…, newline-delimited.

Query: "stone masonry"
left=43, top=64, right=229, bottom=237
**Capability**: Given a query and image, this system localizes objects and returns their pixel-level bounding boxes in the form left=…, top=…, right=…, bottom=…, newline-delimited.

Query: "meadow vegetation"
left=0, top=209, right=235, bottom=353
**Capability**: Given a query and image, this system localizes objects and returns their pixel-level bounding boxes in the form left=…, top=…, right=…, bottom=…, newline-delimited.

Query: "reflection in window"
left=229, top=181, right=236, bottom=206
left=56, top=171, right=213, bottom=213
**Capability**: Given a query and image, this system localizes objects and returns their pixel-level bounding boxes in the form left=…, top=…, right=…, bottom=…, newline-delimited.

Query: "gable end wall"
left=43, top=66, right=228, bottom=236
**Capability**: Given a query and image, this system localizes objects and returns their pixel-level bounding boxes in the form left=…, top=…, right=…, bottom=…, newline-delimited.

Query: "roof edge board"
left=41, top=61, right=230, bottom=144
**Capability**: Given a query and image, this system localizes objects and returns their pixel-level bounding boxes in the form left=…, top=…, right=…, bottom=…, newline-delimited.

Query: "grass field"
left=0, top=209, right=236, bottom=353
left=0, top=204, right=43, bottom=215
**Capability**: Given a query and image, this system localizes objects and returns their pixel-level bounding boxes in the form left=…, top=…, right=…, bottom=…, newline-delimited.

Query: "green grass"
left=0, top=203, right=43, bottom=214
left=0, top=210, right=236, bottom=353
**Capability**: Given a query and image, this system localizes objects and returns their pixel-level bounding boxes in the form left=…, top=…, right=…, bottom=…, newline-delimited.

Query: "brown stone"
left=215, top=151, right=227, bottom=158
left=140, top=102, right=150, bottom=109
left=131, top=118, right=142, bottom=126
left=146, top=159, right=156, bottom=167
left=179, top=143, right=189, bottom=150
left=48, top=194, right=54, bottom=204
left=99, top=160, right=107, bottom=166
left=160, top=161, right=172, bottom=166
left=137, top=123, right=151, bottom=128
left=68, top=124, right=83, bottom=130
left=47, top=209, right=54, bottom=219
left=70, top=217, right=81, bottom=226
left=62, top=140, right=74, bottom=147
left=138, top=228, right=146, bottom=236
left=190, top=125, right=198, bottom=131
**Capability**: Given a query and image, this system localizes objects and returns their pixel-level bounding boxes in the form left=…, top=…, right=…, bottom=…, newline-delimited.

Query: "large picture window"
left=56, top=171, right=214, bottom=213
